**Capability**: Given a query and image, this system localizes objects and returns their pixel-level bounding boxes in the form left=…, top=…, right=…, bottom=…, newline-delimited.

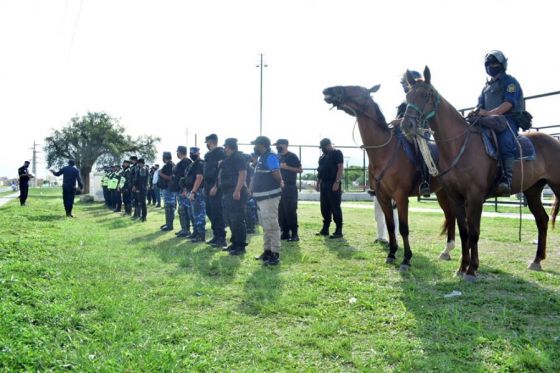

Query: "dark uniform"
left=18, top=163, right=31, bottom=206
left=203, top=135, right=227, bottom=246
left=276, top=140, right=302, bottom=241
left=477, top=50, right=524, bottom=195
left=245, top=154, right=258, bottom=234
left=147, top=167, right=155, bottom=205
left=101, top=168, right=111, bottom=207
left=174, top=148, right=193, bottom=237
left=51, top=161, right=83, bottom=217
left=219, top=138, right=248, bottom=254
left=121, top=162, right=133, bottom=215
left=134, top=161, right=149, bottom=221
left=159, top=153, right=175, bottom=231
left=317, top=138, right=344, bottom=238
left=181, top=147, right=206, bottom=241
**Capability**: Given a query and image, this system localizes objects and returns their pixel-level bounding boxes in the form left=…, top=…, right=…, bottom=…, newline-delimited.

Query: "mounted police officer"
left=158, top=151, right=176, bottom=231
left=181, top=147, right=206, bottom=242
left=204, top=134, right=227, bottom=248
left=174, top=146, right=193, bottom=237
left=477, top=50, right=524, bottom=196
left=218, top=138, right=248, bottom=255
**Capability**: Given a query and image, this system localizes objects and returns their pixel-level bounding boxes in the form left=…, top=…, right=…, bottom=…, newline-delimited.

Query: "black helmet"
left=485, top=50, right=508, bottom=70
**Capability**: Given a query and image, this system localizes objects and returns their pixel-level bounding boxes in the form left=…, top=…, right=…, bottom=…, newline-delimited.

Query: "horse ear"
left=424, top=66, right=431, bottom=85
left=369, top=84, right=381, bottom=93
left=406, top=70, right=416, bottom=86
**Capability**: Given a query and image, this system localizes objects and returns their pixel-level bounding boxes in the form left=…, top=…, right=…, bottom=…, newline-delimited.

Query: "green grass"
left=1, top=189, right=559, bottom=371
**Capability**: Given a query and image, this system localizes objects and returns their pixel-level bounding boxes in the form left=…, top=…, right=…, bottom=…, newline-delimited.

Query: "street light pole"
left=256, top=53, right=268, bottom=136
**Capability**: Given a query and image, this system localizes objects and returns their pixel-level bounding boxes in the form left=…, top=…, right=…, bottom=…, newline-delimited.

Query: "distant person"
left=373, top=195, right=399, bottom=244
left=245, top=153, right=258, bottom=234
left=157, top=151, right=175, bottom=231
left=17, top=161, right=33, bottom=206
left=181, top=147, right=206, bottom=242
left=174, top=146, right=193, bottom=237
left=152, top=164, right=161, bottom=207
left=132, top=158, right=149, bottom=222
left=203, top=134, right=226, bottom=248
left=49, top=159, right=84, bottom=217
left=316, top=138, right=344, bottom=238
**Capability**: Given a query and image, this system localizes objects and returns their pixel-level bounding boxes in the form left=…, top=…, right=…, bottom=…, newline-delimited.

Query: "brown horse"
left=323, top=85, right=456, bottom=270
left=401, top=66, right=560, bottom=280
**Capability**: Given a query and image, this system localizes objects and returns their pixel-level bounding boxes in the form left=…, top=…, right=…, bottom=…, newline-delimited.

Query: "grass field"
left=1, top=189, right=559, bottom=371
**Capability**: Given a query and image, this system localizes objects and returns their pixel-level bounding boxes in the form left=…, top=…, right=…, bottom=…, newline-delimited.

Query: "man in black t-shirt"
left=218, top=138, right=248, bottom=255
left=203, top=134, right=227, bottom=248
left=173, top=146, right=193, bottom=237
left=180, top=147, right=206, bottom=242
left=132, top=159, right=149, bottom=222
left=18, top=161, right=32, bottom=206
left=158, top=151, right=176, bottom=231
left=274, top=139, right=303, bottom=241
left=316, top=138, right=344, bottom=238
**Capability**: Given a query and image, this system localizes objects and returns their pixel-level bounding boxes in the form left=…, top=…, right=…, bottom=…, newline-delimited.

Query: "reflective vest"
left=252, top=151, right=282, bottom=201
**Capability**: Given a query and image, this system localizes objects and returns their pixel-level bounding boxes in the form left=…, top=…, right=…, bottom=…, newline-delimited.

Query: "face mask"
left=253, top=146, right=262, bottom=156
left=485, top=64, right=504, bottom=77
left=190, top=154, right=199, bottom=161
left=276, top=146, right=284, bottom=153
left=321, top=147, right=328, bottom=154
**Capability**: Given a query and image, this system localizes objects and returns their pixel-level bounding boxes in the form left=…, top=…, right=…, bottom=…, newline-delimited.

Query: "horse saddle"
left=470, top=115, right=536, bottom=161
left=396, top=128, right=439, bottom=167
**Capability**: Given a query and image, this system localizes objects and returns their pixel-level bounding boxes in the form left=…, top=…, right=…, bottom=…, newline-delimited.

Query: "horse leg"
left=395, top=195, right=412, bottom=271
left=525, top=182, right=548, bottom=271
left=436, top=190, right=456, bottom=261
left=377, top=193, right=398, bottom=264
left=464, top=196, right=484, bottom=282
left=454, top=199, right=469, bottom=276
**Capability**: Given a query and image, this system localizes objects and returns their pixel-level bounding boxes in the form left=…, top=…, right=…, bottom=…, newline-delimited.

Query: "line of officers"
left=100, top=134, right=342, bottom=266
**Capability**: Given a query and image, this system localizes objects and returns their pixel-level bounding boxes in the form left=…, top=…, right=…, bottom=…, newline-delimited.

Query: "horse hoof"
left=385, top=257, right=396, bottom=265
left=399, top=264, right=410, bottom=272
left=439, top=253, right=451, bottom=261
left=528, top=262, right=542, bottom=271
left=463, top=274, right=477, bottom=283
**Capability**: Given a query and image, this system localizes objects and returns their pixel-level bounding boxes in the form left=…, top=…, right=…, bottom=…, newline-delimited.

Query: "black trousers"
left=63, top=187, right=75, bottom=215
left=137, top=189, right=147, bottom=219
left=102, top=186, right=110, bottom=206
left=205, top=189, right=225, bottom=239
left=320, top=181, right=343, bottom=226
left=111, top=190, right=121, bottom=211
left=19, top=183, right=29, bottom=205
left=122, top=189, right=132, bottom=214
left=147, top=188, right=153, bottom=204
left=222, top=188, right=247, bottom=248
left=278, top=184, right=298, bottom=234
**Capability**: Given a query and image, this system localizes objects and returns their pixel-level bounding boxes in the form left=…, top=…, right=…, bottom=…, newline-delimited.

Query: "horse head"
left=323, top=85, right=382, bottom=119
left=401, top=66, right=440, bottom=137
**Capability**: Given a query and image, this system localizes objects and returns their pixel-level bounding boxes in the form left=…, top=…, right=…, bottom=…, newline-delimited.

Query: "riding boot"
left=315, top=221, right=330, bottom=236
left=330, top=224, right=343, bottom=239
left=496, top=157, right=514, bottom=197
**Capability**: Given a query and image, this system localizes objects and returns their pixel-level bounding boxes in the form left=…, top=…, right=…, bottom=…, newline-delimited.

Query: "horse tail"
left=440, top=219, right=449, bottom=236
left=552, top=197, right=559, bottom=229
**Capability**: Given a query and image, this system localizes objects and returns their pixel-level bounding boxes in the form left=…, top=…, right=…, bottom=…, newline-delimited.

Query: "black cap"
left=137, top=158, right=145, bottom=164
left=68, top=159, right=76, bottom=166
left=129, top=156, right=138, bottom=161
left=223, top=138, right=238, bottom=148
left=123, top=160, right=131, bottom=164
left=190, top=147, right=200, bottom=153
left=163, top=151, right=172, bottom=160
left=177, top=146, right=187, bottom=154
left=205, top=134, right=218, bottom=143
left=273, top=139, right=289, bottom=146
left=319, top=138, right=332, bottom=148
left=24, top=161, right=30, bottom=164
left=251, top=136, right=271, bottom=147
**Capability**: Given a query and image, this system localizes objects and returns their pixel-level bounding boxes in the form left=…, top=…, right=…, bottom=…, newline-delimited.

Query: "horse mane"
left=367, top=96, right=389, bottom=130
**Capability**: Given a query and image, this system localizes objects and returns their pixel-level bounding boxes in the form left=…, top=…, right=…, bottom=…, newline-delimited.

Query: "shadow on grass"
left=321, top=237, right=362, bottom=260
left=395, top=252, right=560, bottom=371
left=24, top=214, right=66, bottom=222
left=239, top=264, right=282, bottom=315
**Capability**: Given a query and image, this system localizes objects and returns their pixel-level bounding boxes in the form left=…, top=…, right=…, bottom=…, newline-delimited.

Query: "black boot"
left=206, top=236, right=218, bottom=245
left=213, top=237, right=228, bottom=249
left=316, top=222, right=330, bottom=236
left=496, top=157, right=514, bottom=197
left=255, top=250, right=272, bottom=261
left=330, top=225, right=343, bottom=239
left=419, top=181, right=431, bottom=197
left=161, top=207, right=174, bottom=231
left=264, top=252, right=280, bottom=266
left=288, top=228, right=299, bottom=242
left=191, top=232, right=205, bottom=243
left=280, top=231, right=291, bottom=240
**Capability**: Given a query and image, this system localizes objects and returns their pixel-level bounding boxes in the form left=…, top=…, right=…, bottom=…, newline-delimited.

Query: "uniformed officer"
left=152, top=164, right=161, bottom=207
left=101, top=166, right=111, bottom=207
left=171, top=146, right=192, bottom=237
left=17, top=161, right=33, bottom=206
left=49, top=159, right=84, bottom=217
left=245, top=153, right=258, bottom=234
left=477, top=50, right=524, bottom=196
left=157, top=151, right=176, bottom=231
left=133, top=158, right=149, bottom=222
left=120, top=160, right=132, bottom=215
left=107, top=165, right=120, bottom=211
left=203, top=134, right=227, bottom=248
left=218, top=138, right=248, bottom=255
left=147, top=165, right=155, bottom=205
left=181, top=147, right=206, bottom=242
left=113, top=162, right=125, bottom=213
left=129, top=156, right=142, bottom=219
left=251, top=136, right=283, bottom=265
left=274, top=139, right=303, bottom=242
left=316, top=138, right=344, bottom=238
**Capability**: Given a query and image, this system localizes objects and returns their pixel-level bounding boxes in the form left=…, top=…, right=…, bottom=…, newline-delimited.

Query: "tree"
left=44, top=112, right=159, bottom=194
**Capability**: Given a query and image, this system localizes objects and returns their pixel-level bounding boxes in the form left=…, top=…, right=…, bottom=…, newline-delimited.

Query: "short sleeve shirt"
left=317, top=149, right=343, bottom=182
left=279, top=152, right=302, bottom=185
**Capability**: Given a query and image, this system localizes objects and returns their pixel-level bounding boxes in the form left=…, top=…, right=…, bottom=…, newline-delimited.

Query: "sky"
left=1, top=0, right=559, bottom=179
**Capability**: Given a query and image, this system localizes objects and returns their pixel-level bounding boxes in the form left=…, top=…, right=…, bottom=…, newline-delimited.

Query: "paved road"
left=0, top=193, right=19, bottom=208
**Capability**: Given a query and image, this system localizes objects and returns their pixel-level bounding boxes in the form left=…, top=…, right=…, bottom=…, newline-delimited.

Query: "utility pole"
left=256, top=53, right=268, bottom=136
left=30, top=140, right=40, bottom=187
